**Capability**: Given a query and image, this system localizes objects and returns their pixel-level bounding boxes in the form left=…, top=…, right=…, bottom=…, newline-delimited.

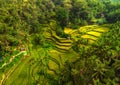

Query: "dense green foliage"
left=0, top=0, right=120, bottom=85
left=0, top=0, right=120, bottom=56
left=71, top=22, right=120, bottom=84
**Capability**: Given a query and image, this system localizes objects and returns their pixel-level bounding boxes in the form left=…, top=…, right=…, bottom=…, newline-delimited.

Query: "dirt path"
left=0, top=51, right=27, bottom=69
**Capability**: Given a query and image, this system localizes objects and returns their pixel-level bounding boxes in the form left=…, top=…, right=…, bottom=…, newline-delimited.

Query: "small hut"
left=20, top=44, right=26, bottom=51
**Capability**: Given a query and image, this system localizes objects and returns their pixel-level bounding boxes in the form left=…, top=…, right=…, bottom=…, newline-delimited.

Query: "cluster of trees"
left=53, top=0, right=120, bottom=27
left=0, top=0, right=120, bottom=51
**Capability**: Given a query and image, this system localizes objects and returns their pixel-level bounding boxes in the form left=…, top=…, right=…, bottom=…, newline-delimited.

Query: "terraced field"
left=0, top=25, right=109, bottom=85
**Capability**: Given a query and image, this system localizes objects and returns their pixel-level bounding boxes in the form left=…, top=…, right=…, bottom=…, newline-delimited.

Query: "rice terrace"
left=0, top=0, right=120, bottom=85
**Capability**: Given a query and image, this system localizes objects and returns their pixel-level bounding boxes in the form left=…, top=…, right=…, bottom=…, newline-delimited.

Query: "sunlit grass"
left=64, top=25, right=109, bottom=43
left=64, top=27, right=75, bottom=34
left=87, top=31, right=101, bottom=37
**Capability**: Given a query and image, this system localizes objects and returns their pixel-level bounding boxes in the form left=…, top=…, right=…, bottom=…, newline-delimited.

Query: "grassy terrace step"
left=70, top=29, right=106, bottom=37
left=54, top=46, right=70, bottom=53
left=55, top=45, right=71, bottom=50
left=84, top=33, right=100, bottom=38
left=47, top=38, right=72, bottom=46
left=54, top=45, right=71, bottom=53
left=88, top=29, right=105, bottom=33
left=51, top=35, right=72, bottom=43
left=81, top=34, right=97, bottom=40
left=68, top=24, right=108, bottom=33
